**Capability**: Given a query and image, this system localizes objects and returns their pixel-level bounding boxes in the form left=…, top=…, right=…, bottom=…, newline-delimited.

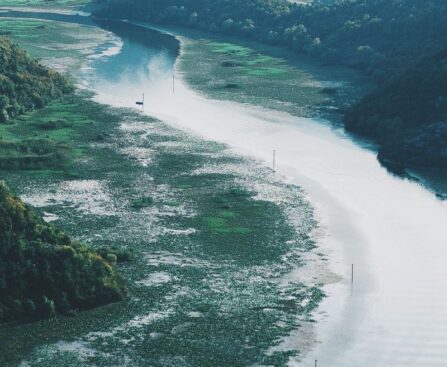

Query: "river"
left=4, top=11, right=447, bottom=366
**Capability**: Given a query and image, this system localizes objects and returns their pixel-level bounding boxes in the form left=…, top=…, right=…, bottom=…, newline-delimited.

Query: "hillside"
left=0, top=181, right=126, bottom=322
left=346, top=48, right=447, bottom=169
left=0, top=37, right=75, bottom=170
left=0, top=37, right=72, bottom=123
left=0, top=39, right=126, bottom=323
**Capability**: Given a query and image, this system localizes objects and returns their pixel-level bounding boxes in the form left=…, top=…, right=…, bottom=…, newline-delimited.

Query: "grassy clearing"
left=0, top=92, right=114, bottom=170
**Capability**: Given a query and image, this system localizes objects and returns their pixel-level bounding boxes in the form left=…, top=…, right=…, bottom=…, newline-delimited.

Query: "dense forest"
left=93, top=0, right=447, bottom=170
left=0, top=37, right=72, bottom=123
left=346, top=48, right=447, bottom=169
left=0, top=181, right=127, bottom=322
left=346, top=48, right=447, bottom=140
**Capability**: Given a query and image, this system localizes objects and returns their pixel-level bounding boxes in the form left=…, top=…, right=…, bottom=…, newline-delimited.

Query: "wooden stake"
left=273, top=149, right=276, bottom=173
left=315, top=359, right=318, bottom=367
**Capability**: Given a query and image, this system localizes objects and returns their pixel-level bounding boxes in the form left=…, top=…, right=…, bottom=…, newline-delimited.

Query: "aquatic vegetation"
left=209, top=41, right=252, bottom=56
left=0, top=93, right=124, bottom=173
left=0, top=16, right=325, bottom=367
left=209, top=41, right=290, bottom=79
left=0, top=94, right=323, bottom=366
left=179, top=38, right=344, bottom=119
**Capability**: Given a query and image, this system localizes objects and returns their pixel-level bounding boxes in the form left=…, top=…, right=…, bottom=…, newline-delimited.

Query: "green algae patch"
left=218, top=209, right=237, bottom=218
left=246, top=55, right=277, bottom=65
left=246, top=66, right=289, bottom=77
left=164, top=200, right=180, bottom=207
left=207, top=41, right=291, bottom=79
left=209, top=41, right=252, bottom=56
left=201, top=216, right=252, bottom=235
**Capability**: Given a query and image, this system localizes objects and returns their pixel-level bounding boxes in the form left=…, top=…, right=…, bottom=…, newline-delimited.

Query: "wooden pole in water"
left=142, top=93, right=145, bottom=112
left=315, top=359, right=317, bottom=367
left=351, top=264, right=354, bottom=284
left=273, top=149, right=276, bottom=173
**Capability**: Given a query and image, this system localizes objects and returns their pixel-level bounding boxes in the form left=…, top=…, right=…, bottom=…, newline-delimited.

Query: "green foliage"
left=0, top=181, right=127, bottom=323
left=346, top=48, right=447, bottom=138
left=345, top=48, right=447, bottom=168
left=0, top=37, right=73, bottom=122
left=97, top=246, right=134, bottom=263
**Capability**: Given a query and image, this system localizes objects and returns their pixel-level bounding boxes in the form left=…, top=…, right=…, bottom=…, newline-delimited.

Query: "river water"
left=4, top=11, right=447, bottom=366
left=85, top=21, right=447, bottom=367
